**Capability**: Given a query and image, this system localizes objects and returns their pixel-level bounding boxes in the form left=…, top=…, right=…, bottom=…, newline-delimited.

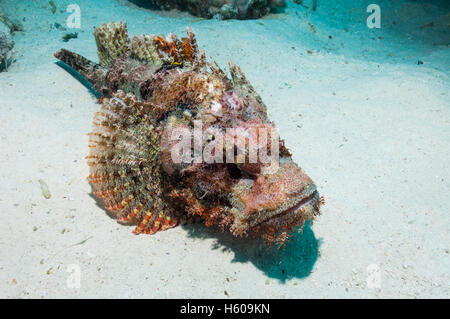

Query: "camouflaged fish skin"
left=54, top=21, right=323, bottom=246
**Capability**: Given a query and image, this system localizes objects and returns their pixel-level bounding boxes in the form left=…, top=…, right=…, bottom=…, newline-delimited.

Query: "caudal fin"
left=54, top=49, right=109, bottom=96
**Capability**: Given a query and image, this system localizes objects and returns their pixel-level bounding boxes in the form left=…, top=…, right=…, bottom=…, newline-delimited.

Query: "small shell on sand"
left=38, top=179, right=51, bottom=199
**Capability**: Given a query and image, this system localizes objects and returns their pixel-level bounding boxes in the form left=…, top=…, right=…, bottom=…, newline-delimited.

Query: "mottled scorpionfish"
left=54, top=22, right=323, bottom=246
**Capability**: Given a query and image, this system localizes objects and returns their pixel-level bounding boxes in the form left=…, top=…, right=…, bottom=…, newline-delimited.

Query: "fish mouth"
left=252, top=185, right=321, bottom=246
left=228, top=160, right=321, bottom=242
left=279, top=189, right=319, bottom=218
left=252, top=184, right=320, bottom=229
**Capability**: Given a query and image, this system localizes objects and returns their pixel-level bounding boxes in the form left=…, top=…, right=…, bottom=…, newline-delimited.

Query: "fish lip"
left=250, top=184, right=319, bottom=227
left=278, top=189, right=319, bottom=217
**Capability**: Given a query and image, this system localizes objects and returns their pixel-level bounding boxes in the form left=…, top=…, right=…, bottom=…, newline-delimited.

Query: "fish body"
left=55, top=22, right=323, bottom=246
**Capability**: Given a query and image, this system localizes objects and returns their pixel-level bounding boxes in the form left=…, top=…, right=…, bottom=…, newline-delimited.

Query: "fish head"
left=160, top=87, right=322, bottom=246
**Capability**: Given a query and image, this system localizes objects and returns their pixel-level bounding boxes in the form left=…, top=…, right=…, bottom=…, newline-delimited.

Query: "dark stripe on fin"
left=54, top=60, right=101, bottom=98
left=54, top=49, right=108, bottom=97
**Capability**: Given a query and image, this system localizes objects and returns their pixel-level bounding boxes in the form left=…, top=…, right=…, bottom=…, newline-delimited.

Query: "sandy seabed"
left=0, top=0, right=449, bottom=298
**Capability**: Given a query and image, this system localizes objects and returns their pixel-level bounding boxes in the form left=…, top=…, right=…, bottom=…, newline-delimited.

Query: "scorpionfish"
left=54, top=22, right=323, bottom=246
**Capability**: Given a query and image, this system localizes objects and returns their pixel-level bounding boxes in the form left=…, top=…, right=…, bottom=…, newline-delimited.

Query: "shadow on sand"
left=89, top=188, right=320, bottom=283
left=183, top=221, right=321, bottom=283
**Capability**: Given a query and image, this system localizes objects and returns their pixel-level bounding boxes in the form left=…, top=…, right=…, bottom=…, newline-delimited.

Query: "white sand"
left=0, top=0, right=449, bottom=298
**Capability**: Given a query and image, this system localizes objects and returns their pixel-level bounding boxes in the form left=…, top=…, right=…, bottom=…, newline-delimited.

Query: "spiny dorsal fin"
left=94, top=21, right=130, bottom=68
left=228, top=61, right=267, bottom=113
left=129, top=34, right=165, bottom=66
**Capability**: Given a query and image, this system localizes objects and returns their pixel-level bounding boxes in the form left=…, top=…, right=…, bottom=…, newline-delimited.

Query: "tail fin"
left=54, top=49, right=109, bottom=96
left=54, top=49, right=98, bottom=74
